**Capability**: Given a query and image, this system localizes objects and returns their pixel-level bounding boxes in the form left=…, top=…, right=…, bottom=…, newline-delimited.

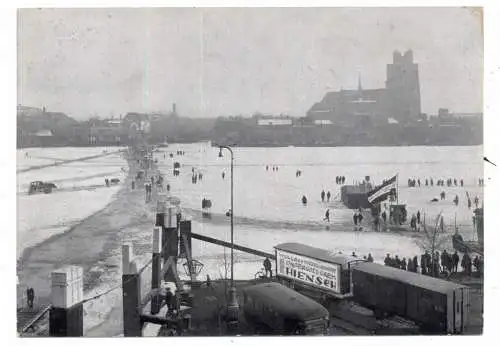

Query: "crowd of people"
left=384, top=250, right=483, bottom=277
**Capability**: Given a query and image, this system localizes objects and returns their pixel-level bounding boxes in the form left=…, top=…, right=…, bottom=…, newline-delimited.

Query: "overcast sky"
left=18, top=8, right=483, bottom=119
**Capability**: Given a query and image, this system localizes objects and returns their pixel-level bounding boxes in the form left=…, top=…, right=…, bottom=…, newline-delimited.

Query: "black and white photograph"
left=11, top=4, right=493, bottom=339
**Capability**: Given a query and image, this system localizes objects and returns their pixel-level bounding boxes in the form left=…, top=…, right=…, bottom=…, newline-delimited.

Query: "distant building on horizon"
left=307, top=49, right=421, bottom=125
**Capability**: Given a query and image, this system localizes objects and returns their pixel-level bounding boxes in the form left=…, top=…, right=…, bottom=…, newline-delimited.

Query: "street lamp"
left=218, top=145, right=239, bottom=330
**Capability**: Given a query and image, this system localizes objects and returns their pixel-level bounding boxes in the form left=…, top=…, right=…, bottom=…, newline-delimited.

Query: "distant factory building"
left=89, top=126, right=123, bottom=145
left=32, top=129, right=54, bottom=137
left=313, top=119, right=333, bottom=125
left=257, top=118, right=293, bottom=126
left=307, top=50, right=421, bottom=125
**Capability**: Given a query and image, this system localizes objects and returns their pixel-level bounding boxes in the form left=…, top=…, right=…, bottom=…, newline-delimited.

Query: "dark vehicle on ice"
left=28, top=181, right=57, bottom=194
left=242, top=282, right=330, bottom=335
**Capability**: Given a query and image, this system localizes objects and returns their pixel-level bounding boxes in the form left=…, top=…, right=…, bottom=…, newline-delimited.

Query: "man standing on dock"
left=165, top=287, right=174, bottom=315
left=452, top=251, right=460, bottom=273
left=263, top=258, right=273, bottom=278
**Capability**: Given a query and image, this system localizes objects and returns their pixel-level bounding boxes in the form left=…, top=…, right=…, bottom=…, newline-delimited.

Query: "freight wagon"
left=352, top=262, right=470, bottom=334
left=274, top=243, right=364, bottom=300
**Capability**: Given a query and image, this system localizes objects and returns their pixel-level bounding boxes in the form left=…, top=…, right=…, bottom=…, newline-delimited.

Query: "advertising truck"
left=274, top=242, right=364, bottom=300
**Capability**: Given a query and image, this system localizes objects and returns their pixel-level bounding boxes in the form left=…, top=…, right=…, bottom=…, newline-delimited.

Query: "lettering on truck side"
left=277, top=249, right=340, bottom=293
left=285, top=267, right=336, bottom=290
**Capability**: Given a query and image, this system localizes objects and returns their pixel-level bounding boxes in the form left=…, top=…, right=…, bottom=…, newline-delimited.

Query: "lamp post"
left=218, top=145, right=239, bottom=330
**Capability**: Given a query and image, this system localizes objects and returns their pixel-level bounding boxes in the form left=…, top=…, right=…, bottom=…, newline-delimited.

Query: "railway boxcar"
left=274, top=242, right=364, bottom=299
left=352, top=262, right=470, bottom=334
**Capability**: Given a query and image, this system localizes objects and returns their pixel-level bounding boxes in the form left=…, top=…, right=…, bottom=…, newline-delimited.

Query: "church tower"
left=385, top=50, right=421, bottom=121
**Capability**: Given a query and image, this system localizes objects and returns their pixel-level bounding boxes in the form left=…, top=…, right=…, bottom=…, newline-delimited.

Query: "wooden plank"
left=18, top=305, right=51, bottom=333
left=190, top=233, right=275, bottom=259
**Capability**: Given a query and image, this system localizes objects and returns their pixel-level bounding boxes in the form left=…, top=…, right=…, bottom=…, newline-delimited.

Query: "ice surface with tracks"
left=16, top=147, right=128, bottom=259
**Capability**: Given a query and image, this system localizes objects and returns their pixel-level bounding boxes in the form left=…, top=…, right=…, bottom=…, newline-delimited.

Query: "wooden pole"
left=151, top=227, right=162, bottom=315
left=190, top=232, right=275, bottom=259
left=167, top=206, right=174, bottom=228
left=163, top=227, right=178, bottom=283
left=161, top=227, right=168, bottom=265
left=155, top=200, right=166, bottom=227
left=179, top=220, right=192, bottom=259
left=122, top=244, right=142, bottom=337
left=180, top=220, right=193, bottom=279
left=49, top=266, right=84, bottom=337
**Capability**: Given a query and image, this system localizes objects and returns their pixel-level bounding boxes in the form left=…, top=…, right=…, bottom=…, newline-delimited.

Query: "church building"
left=306, top=50, right=421, bottom=125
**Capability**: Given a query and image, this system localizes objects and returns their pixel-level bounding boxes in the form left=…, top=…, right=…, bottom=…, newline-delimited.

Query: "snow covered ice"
left=16, top=143, right=483, bottom=336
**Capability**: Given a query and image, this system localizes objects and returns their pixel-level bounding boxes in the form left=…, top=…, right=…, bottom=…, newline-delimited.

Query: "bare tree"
left=217, top=246, right=229, bottom=306
left=417, top=212, right=450, bottom=276
left=419, top=213, right=447, bottom=250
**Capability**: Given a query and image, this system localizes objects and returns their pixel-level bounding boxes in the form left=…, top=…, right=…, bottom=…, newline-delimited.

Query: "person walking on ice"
left=324, top=209, right=330, bottom=222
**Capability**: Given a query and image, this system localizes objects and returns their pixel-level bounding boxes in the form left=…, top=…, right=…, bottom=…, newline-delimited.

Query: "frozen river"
left=152, top=143, right=483, bottom=284
left=157, top=143, right=483, bottom=235
left=16, top=144, right=483, bottom=336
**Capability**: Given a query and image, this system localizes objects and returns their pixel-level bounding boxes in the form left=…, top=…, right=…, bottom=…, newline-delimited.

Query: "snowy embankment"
left=16, top=147, right=128, bottom=259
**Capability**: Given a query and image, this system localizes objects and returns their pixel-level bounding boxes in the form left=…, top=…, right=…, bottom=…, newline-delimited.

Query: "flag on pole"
left=367, top=175, right=398, bottom=204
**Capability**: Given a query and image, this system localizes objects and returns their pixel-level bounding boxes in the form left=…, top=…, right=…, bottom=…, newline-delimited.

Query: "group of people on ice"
left=191, top=167, right=203, bottom=184
left=353, top=210, right=364, bottom=226
left=335, top=176, right=346, bottom=185
left=408, top=177, right=470, bottom=188
left=434, top=191, right=480, bottom=209
left=320, top=189, right=332, bottom=203
left=265, top=165, right=280, bottom=172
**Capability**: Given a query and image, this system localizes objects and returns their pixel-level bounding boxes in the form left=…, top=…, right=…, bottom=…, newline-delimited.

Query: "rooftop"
left=243, top=282, right=329, bottom=321
left=275, top=242, right=360, bottom=267
left=354, top=262, right=468, bottom=294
